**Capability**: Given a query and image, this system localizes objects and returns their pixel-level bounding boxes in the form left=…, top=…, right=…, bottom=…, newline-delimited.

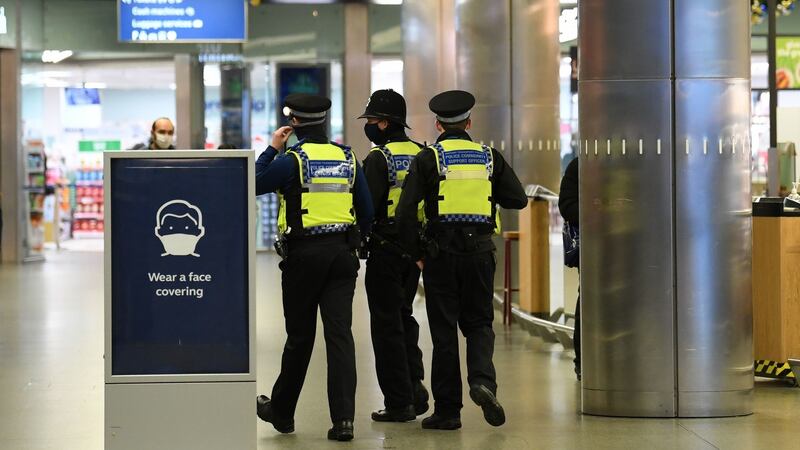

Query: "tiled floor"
left=0, top=250, right=798, bottom=449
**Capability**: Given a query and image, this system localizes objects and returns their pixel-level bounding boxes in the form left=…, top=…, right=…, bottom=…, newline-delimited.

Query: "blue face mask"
left=364, top=122, right=387, bottom=146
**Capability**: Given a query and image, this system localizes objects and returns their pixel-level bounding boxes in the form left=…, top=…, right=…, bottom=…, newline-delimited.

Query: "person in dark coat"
left=558, top=156, right=580, bottom=380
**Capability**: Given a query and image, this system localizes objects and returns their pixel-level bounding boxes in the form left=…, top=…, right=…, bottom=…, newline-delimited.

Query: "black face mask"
left=364, top=123, right=388, bottom=146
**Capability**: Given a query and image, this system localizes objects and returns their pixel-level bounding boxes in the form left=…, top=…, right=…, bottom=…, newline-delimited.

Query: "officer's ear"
left=465, top=118, right=472, bottom=131
left=435, top=120, right=444, bottom=133
left=378, top=119, right=389, bottom=131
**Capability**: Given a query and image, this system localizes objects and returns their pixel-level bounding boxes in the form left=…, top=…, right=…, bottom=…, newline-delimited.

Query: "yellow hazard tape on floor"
left=755, top=360, right=796, bottom=379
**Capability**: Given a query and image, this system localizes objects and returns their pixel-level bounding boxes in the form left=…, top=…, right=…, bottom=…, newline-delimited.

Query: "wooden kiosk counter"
left=752, top=199, right=800, bottom=373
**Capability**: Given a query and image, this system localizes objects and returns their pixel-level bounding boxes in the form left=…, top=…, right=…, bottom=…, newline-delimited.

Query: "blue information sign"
left=118, top=0, right=246, bottom=43
left=110, top=157, right=249, bottom=375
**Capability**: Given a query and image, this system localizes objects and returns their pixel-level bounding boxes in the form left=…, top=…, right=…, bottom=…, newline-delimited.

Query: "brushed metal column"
left=0, top=48, right=23, bottom=263
left=579, top=0, right=676, bottom=417
left=0, top=1, right=22, bottom=263
left=402, top=0, right=456, bottom=144
left=175, top=54, right=205, bottom=149
left=454, top=0, right=511, bottom=160
left=579, top=0, right=752, bottom=417
left=511, top=0, right=560, bottom=191
left=673, top=0, right=752, bottom=417
left=344, top=3, right=371, bottom=157
left=452, top=0, right=514, bottom=294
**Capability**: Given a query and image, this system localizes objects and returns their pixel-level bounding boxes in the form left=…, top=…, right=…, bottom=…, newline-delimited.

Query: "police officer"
left=255, top=94, right=374, bottom=442
left=359, top=89, right=429, bottom=422
left=396, top=90, right=527, bottom=430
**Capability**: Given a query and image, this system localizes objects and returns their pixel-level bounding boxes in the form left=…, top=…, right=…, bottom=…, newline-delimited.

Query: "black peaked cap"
left=429, top=90, right=475, bottom=123
left=283, top=93, right=331, bottom=118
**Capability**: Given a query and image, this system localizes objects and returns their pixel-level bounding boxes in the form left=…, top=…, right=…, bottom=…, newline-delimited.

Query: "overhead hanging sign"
left=118, top=0, right=247, bottom=43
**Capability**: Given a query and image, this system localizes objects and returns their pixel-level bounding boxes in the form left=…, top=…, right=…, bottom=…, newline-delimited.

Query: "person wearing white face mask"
left=131, top=117, right=176, bottom=150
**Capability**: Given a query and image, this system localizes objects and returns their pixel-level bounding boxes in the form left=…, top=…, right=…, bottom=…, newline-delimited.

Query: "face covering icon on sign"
left=155, top=200, right=206, bottom=257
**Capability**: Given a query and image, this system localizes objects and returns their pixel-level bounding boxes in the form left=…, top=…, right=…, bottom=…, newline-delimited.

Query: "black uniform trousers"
left=422, top=249, right=497, bottom=418
left=270, top=236, right=359, bottom=422
left=365, top=245, right=424, bottom=409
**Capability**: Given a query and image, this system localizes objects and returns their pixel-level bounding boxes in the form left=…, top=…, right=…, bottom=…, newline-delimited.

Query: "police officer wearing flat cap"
left=255, top=93, right=374, bottom=441
left=359, top=89, right=430, bottom=423
left=396, top=90, right=527, bottom=430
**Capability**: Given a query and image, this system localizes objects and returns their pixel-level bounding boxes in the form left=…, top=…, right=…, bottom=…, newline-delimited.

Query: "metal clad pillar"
left=454, top=0, right=511, bottom=158
left=175, top=54, right=205, bottom=149
left=580, top=0, right=752, bottom=417
left=673, top=0, right=752, bottom=417
left=0, top=1, right=22, bottom=263
left=0, top=47, right=22, bottom=263
left=402, top=0, right=456, bottom=144
left=453, top=0, right=513, bottom=294
left=344, top=3, right=371, bottom=157
left=511, top=0, right=560, bottom=190
left=579, top=0, right=676, bottom=417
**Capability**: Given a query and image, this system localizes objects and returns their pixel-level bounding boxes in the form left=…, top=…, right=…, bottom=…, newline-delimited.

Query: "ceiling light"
left=44, top=79, right=70, bottom=88
left=41, top=50, right=73, bottom=64
left=83, top=82, right=107, bottom=89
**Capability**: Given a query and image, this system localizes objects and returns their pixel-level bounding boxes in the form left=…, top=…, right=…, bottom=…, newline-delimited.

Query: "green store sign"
left=79, top=140, right=122, bottom=152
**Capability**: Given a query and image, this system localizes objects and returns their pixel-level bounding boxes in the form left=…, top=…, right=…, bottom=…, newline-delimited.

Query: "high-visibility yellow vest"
left=278, top=141, right=356, bottom=235
left=371, top=141, right=422, bottom=221
left=431, top=139, right=495, bottom=226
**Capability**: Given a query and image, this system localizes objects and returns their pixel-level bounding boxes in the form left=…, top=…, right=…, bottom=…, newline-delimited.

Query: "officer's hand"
left=416, top=260, right=424, bottom=271
left=271, top=126, right=294, bottom=150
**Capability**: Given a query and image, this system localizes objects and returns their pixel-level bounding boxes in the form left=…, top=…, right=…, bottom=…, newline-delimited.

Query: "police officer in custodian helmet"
left=359, top=89, right=430, bottom=422
left=255, top=94, right=374, bottom=441
left=396, top=90, right=527, bottom=430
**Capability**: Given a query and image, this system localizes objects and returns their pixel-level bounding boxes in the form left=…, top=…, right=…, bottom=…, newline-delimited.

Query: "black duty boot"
left=256, top=395, right=295, bottom=434
left=421, top=414, right=462, bottom=430
left=372, top=405, right=416, bottom=422
left=469, top=385, right=506, bottom=427
left=327, top=420, right=354, bottom=441
left=413, top=381, right=430, bottom=416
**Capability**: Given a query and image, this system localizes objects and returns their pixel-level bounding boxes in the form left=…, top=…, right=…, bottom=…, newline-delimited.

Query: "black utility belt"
left=285, top=232, right=352, bottom=248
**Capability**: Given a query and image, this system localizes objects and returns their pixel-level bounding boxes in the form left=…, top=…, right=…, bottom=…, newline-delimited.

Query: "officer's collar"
left=385, top=130, right=410, bottom=144
left=293, top=124, right=329, bottom=144
left=436, top=129, right=472, bottom=143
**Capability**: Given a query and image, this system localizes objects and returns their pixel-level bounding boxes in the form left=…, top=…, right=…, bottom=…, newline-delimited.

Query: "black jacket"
left=395, top=130, right=527, bottom=259
left=558, top=157, right=579, bottom=225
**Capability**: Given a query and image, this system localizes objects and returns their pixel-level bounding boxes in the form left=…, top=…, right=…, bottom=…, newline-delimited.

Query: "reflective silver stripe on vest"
left=305, top=184, right=351, bottom=193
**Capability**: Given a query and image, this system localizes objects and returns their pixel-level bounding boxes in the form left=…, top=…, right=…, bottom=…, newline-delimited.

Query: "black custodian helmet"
left=357, top=89, right=410, bottom=128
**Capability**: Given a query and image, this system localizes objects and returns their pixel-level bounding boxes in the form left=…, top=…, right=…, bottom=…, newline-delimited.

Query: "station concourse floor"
left=1, top=250, right=799, bottom=450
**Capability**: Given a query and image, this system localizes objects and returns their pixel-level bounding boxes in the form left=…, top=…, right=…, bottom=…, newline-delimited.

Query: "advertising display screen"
left=65, top=88, right=101, bottom=105
left=776, top=37, right=800, bottom=89
left=118, top=0, right=246, bottom=43
left=110, top=157, right=249, bottom=375
left=276, top=64, right=330, bottom=132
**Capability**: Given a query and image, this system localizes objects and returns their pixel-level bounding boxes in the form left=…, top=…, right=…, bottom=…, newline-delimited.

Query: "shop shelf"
left=73, top=230, right=104, bottom=239
left=74, top=213, right=104, bottom=220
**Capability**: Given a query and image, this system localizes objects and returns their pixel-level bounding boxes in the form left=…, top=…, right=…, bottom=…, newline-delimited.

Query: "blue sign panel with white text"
left=110, top=157, right=249, bottom=375
left=118, top=0, right=246, bottom=43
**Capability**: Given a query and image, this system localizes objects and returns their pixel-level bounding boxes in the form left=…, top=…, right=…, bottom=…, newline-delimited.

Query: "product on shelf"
left=71, top=159, right=105, bottom=239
